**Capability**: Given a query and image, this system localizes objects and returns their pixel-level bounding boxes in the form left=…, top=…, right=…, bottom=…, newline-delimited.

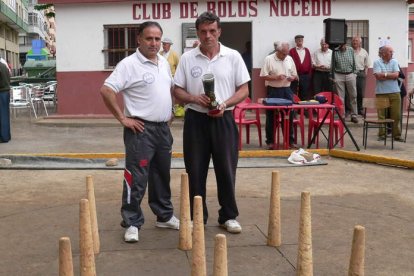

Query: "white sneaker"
left=155, top=215, right=180, bottom=230
left=220, top=219, right=242, bottom=234
left=124, top=226, right=139, bottom=243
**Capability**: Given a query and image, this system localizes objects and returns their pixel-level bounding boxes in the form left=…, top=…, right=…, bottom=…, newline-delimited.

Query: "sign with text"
left=132, top=0, right=332, bottom=20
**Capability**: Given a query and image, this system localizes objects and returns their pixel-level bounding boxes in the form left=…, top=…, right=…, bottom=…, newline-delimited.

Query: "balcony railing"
left=0, top=2, right=29, bottom=32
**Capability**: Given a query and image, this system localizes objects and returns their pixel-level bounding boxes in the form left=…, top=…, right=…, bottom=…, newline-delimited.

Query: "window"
left=182, top=23, right=197, bottom=53
left=28, top=12, right=39, bottom=26
left=8, top=0, right=16, bottom=12
left=5, top=29, right=12, bottom=41
left=346, top=20, right=369, bottom=51
left=103, top=25, right=140, bottom=69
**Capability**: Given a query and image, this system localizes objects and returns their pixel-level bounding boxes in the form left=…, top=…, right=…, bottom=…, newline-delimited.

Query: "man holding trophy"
left=174, top=12, right=250, bottom=233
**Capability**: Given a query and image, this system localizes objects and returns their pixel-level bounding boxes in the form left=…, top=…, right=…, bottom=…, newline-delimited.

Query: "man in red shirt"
left=289, top=35, right=312, bottom=100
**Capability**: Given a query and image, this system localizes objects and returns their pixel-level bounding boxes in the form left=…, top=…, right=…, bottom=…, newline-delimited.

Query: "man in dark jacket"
left=0, top=61, right=11, bottom=142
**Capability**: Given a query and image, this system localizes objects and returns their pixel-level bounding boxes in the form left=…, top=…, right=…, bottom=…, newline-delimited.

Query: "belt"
left=335, top=71, right=353, bottom=75
left=130, top=117, right=167, bottom=125
left=315, top=69, right=330, bottom=73
left=186, top=108, right=231, bottom=115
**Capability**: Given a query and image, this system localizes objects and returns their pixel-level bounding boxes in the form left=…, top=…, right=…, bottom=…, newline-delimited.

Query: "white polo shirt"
left=260, top=54, right=297, bottom=88
left=104, top=49, right=173, bottom=122
left=174, top=43, right=250, bottom=113
left=312, top=48, right=332, bottom=71
left=354, top=48, right=370, bottom=71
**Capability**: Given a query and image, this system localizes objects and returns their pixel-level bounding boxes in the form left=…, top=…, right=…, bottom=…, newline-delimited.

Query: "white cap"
left=162, top=37, right=173, bottom=45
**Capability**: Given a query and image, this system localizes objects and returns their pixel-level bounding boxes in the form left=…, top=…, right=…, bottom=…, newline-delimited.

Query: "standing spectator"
left=373, top=46, right=403, bottom=141
left=397, top=65, right=407, bottom=131
left=0, top=61, right=11, bottom=143
left=289, top=35, right=312, bottom=100
left=269, top=41, right=278, bottom=55
left=100, top=21, right=179, bottom=243
left=173, top=11, right=250, bottom=234
left=352, top=36, right=371, bottom=115
left=260, top=42, right=298, bottom=149
left=312, top=38, right=333, bottom=93
left=332, top=43, right=359, bottom=123
left=160, top=37, right=183, bottom=116
left=160, top=37, right=180, bottom=77
left=0, top=57, right=11, bottom=73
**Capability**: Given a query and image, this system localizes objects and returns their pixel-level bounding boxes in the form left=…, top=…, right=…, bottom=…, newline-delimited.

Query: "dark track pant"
left=121, top=121, right=174, bottom=229
left=183, top=109, right=239, bottom=225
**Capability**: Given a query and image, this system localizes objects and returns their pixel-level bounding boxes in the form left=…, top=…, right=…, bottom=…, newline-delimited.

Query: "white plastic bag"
left=287, top=148, right=321, bottom=165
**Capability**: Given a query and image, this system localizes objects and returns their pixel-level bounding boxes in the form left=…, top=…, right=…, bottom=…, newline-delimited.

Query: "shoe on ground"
left=220, top=219, right=242, bottom=234
left=377, top=136, right=385, bottom=141
left=124, top=226, right=139, bottom=243
left=351, top=116, right=359, bottom=124
left=266, top=143, right=274, bottom=150
left=394, top=137, right=405, bottom=142
left=156, top=215, right=180, bottom=230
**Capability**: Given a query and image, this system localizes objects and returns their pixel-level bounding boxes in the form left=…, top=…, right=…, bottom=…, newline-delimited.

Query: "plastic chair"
left=308, top=92, right=344, bottom=148
left=362, top=97, right=394, bottom=149
left=9, top=86, right=36, bottom=118
left=43, top=81, right=57, bottom=110
left=233, top=97, right=262, bottom=150
left=30, top=85, right=49, bottom=117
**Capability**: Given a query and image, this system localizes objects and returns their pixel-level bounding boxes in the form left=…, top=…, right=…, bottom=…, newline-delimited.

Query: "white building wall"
left=55, top=0, right=409, bottom=72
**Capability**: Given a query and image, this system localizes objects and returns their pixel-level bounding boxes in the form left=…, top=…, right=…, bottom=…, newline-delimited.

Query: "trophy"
left=202, top=73, right=219, bottom=114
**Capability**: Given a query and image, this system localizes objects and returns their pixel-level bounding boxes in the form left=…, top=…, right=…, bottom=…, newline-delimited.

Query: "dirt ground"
left=0, top=112, right=413, bottom=275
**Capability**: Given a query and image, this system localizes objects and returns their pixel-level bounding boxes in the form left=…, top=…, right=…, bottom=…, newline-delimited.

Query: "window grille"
left=102, top=25, right=140, bottom=69
left=346, top=20, right=369, bottom=51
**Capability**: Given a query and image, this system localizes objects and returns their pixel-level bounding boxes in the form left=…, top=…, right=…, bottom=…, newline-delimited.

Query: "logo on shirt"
left=191, top=66, right=202, bottom=78
left=143, top=72, right=155, bottom=84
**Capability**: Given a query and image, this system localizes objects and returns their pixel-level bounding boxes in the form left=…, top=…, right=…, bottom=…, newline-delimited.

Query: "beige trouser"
left=334, top=72, right=358, bottom=115
left=377, top=93, right=401, bottom=138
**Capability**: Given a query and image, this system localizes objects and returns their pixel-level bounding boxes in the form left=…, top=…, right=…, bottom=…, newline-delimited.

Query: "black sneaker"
left=351, top=116, right=359, bottom=124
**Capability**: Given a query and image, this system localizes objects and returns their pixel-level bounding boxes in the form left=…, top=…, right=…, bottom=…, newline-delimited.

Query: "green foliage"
left=34, top=4, right=55, bottom=18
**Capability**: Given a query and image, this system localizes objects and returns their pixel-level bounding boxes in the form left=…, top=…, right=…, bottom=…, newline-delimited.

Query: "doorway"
left=221, top=22, right=253, bottom=98
left=181, top=21, right=253, bottom=97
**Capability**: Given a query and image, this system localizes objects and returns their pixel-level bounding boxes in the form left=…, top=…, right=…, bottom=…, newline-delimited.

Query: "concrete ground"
left=1, top=108, right=414, bottom=275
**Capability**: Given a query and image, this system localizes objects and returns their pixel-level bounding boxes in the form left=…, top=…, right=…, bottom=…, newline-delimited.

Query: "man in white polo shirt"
left=174, top=12, right=250, bottom=234
left=100, top=21, right=179, bottom=243
left=260, top=42, right=298, bottom=149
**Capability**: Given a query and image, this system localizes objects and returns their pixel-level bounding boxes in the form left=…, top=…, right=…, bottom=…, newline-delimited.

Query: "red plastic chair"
left=233, top=97, right=262, bottom=150
left=308, top=92, right=345, bottom=148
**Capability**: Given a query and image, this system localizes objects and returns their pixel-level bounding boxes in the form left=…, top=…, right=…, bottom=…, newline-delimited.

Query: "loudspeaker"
left=324, top=18, right=347, bottom=45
